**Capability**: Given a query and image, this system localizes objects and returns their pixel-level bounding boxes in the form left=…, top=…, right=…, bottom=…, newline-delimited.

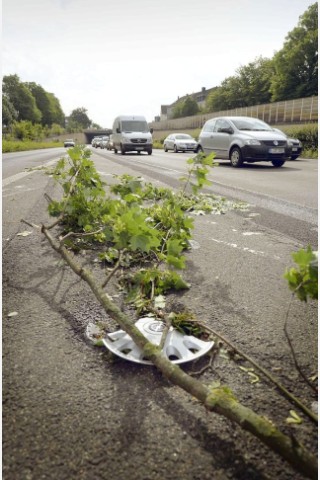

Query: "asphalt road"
left=89, top=147, right=318, bottom=247
left=3, top=147, right=318, bottom=480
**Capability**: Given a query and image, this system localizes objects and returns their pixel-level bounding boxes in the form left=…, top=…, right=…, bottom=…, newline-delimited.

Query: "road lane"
left=91, top=147, right=318, bottom=224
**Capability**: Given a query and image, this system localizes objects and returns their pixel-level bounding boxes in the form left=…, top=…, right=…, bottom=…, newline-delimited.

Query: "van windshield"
left=121, top=121, right=149, bottom=132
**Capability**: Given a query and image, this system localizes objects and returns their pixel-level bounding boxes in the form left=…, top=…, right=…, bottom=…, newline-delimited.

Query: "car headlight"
left=123, top=136, right=132, bottom=143
left=245, top=139, right=261, bottom=145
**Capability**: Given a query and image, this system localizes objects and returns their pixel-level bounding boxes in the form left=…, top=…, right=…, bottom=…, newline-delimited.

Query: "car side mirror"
left=150, top=128, right=154, bottom=134
left=218, top=127, right=233, bottom=134
left=116, top=127, right=120, bottom=133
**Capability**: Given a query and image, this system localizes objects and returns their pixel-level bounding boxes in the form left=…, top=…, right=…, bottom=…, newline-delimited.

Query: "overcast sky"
left=2, top=0, right=314, bottom=128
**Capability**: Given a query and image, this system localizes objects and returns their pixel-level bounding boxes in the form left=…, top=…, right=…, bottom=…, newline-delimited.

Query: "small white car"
left=163, top=133, right=198, bottom=153
left=64, top=139, right=75, bottom=148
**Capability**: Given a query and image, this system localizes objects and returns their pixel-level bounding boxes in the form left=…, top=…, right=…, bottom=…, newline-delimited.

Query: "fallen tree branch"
left=41, top=222, right=318, bottom=480
left=188, top=319, right=318, bottom=424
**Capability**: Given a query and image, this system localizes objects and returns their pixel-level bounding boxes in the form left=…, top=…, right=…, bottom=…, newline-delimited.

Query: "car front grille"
left=131, top=138, right=147, bottom=144
left=262, top=140, right=287, bottom=146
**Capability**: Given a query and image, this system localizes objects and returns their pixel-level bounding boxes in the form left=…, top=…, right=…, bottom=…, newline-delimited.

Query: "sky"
left=2, top=0, right=315, bottom=128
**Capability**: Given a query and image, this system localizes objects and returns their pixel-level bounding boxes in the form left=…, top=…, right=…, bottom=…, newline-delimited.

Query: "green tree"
left=172, top=96, right=199, bottom=118
left=206, top=57, right=274, bottom=112
left=181, top=96, right=199, bottom=116
left=67, top=107, right=92, bottom=130
left=235, top=57, right=274, bottom=105
left=25, top=82, right=65, bottom=127
left=2, top=74, right=42, bottom=123
left=2, top=94, right=18, bottom=128
left=47, top=92, right=65, bottom=126
left=270, top=2, right=318, bottom=101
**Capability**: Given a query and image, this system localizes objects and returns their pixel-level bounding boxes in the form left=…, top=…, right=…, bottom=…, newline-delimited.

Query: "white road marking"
left=2, top=158, right=59, bottom=187
left=211, top=237, right=281, bottom=260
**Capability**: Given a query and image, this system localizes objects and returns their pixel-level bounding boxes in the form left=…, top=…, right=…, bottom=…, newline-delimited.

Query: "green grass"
left=3, top=139, right=63, bottom=153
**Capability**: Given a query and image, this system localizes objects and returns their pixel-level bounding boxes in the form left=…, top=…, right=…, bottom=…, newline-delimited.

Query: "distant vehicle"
left=64, top=139, right=75, bottom=148
left=198, top=116, right=291, bottom=168
left=112, top=115, right=153, bottom=155
left=106, top=135, right=114, bottom=150
left=163, top=133, right=198, bottom=153
left=288, top=138, right=303, bottom=160
left=100, top=136, right=110, bottom=149
left=92, top=136, right=102, bottom=148
left=273, top=128, right=303, bottom=160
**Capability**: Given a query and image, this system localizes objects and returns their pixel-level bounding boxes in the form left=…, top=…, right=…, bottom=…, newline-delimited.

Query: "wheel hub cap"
left=103, top=317, right=214, bottom=365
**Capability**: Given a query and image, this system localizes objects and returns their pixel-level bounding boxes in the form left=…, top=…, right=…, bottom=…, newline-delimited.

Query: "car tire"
left=271, top=160, right=285, bottom=167
left=230, top=147, right=243, bottom=168
left=164, top=145, right=168, bottom=152
left=196, top=145, right=203, bottom=153
left=114, top=147, right=118, bottom=154
left=121, top=145, right=125, bottom=155
left=148, top=150, right=152, bottom=155
left=174, top=145, right=178, bottom=153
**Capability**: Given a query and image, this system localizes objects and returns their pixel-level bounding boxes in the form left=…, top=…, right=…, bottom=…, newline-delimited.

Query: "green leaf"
left=130, top=234, right=152, bottom=252
left=166, top=255, right=186, bottom=269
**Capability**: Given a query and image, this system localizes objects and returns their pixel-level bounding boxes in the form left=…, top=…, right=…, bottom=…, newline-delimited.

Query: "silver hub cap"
left=103, top=317, right=214, bottom=365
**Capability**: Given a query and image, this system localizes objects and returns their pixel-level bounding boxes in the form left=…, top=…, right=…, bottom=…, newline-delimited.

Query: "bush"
left=278, top=124, right=318, bottom=156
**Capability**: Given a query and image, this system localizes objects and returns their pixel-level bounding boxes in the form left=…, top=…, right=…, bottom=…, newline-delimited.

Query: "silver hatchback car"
left=198, top=116, right=291, bottom=167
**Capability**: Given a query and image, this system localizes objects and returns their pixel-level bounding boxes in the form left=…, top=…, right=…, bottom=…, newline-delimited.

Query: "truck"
left=112, top=115, right=153, bottom=155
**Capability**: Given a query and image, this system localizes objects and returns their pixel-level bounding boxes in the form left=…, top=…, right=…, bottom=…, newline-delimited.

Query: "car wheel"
left=148, top=150, right=152, bottom=155
left=271, top=159, right=285, bottom=167
left=174, top=145, right=178, bottom=153
left=230, top=147, right=243, bottom=168
left=114, top=147, right=118, bottom=154
left=164, top=145, right=168, bottom=152
left=121, top=145, right=125, bottom=155
left=291, top=155, right=299, bottom=160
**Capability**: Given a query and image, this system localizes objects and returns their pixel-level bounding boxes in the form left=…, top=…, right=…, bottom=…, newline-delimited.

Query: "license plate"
left=136, top=147, right=143, bottom=151
left=269, top=147, right=284, bottom=154
left=292, top=147, right=298, bottom=151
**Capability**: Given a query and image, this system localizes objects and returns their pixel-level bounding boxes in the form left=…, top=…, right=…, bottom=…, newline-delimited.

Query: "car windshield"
left=175, top=134, right=192, bottom=139
left=121, top=121, right=149, bottom=132
left=232, top=118, right=273, bottom=131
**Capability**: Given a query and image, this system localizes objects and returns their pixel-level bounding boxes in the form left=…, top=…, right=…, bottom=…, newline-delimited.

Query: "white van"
left=112, top=115, right=153, bottom=155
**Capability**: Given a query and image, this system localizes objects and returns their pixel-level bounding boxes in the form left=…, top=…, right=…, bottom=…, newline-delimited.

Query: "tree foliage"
left=2, top=74, right=42, bottom=124
left=2, top=94, right=18, bottom=128
left=204, top=3, right=317, bottom=112
left=284, top=246, right=318, bottom=301
left=67, top=107, right=92, bottom=131
left=270, top=3, right=318, bottom=101
left=206, top=57, right=274, bottom=112
left=25, top=82, right=65, bottom=127
left=172, top=96, right=200, bottom=118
